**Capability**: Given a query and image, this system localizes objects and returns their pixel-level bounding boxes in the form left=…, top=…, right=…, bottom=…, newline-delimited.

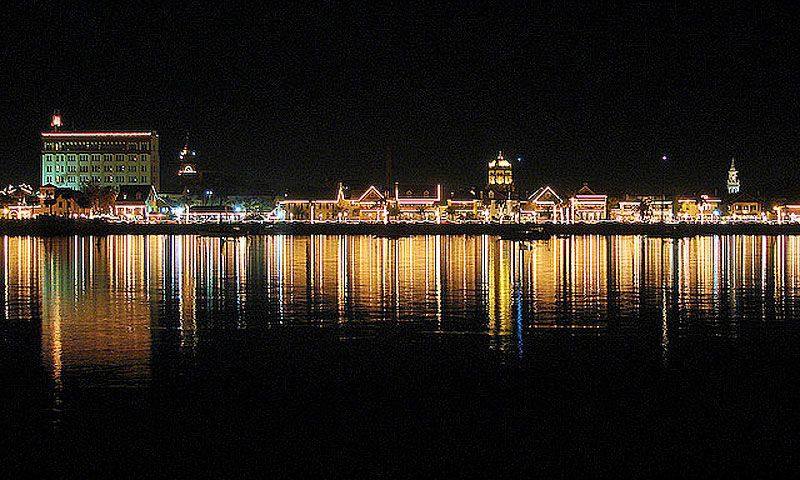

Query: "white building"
left=40, top=112, right=160, bottom=191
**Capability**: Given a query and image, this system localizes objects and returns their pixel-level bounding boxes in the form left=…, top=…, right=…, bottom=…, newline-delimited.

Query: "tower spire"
left=727, top=157, right=740, bottom=194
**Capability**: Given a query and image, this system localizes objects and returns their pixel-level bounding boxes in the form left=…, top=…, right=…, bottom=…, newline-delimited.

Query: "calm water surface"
left=2, top=234, right=800, bottom=476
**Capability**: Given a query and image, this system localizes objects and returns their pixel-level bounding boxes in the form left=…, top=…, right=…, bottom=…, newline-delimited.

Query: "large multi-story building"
left=40, top=112, right=160, bottom=191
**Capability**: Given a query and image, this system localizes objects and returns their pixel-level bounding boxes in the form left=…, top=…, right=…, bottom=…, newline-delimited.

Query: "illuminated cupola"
left=727, top=157, right=740, bottom=194
left=487, top=150, right=514, bottom=193
left=50, top=111, right=63, bottom=131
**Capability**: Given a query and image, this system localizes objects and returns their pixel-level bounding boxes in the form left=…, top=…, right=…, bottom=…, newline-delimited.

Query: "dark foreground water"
left=2, top=234, right=800, bottom=477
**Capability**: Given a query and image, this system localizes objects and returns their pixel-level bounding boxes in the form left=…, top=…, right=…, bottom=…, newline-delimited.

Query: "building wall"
left=41, top=132, right=160, bottom=191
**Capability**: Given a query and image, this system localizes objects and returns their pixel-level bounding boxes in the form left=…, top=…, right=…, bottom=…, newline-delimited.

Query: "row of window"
left=44, top=175, right=150, bottom=185
left=43, top=141, right=152, bottom=152
left=43, top=153, right=152, bottom=163
left=45, top=164, right=148, bottom=173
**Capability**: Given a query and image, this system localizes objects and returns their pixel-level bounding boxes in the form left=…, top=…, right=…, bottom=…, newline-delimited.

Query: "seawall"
left=4, top=218, right=800, bottom=237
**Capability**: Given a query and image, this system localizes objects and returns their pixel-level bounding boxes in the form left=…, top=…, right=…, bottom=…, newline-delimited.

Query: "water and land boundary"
left=4, top=217, right=800, bottom=237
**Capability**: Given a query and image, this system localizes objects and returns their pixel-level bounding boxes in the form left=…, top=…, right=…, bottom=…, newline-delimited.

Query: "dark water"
left=2, top=235, right=800, bottom=477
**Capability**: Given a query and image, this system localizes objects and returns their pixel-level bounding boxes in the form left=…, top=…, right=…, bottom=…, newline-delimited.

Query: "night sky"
left=2, top=2, right=799, bottom=196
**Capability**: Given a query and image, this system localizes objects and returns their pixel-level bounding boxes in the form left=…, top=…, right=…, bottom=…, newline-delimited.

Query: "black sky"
left=2, top=1, right=799, bottom=196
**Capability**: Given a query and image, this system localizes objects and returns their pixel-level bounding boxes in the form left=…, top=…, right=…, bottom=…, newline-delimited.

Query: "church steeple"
left=727, top=157, right=740, bottom=194
left=177, top=132, right=201, bottom=191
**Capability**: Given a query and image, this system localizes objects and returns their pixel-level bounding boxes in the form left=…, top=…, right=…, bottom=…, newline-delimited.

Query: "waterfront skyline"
left=3, top=3, right=799, bottom=195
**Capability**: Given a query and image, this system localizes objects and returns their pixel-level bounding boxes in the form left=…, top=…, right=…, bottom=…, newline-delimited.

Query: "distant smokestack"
left=385, top=146, right=393, bottom=193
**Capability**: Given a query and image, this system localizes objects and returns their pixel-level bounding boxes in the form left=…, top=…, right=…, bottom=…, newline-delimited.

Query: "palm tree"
left=636, top=199, right=651, bottom=222
left=416, top=205, right=427, bottom=221
left=387, top=205, right=400, bottom=223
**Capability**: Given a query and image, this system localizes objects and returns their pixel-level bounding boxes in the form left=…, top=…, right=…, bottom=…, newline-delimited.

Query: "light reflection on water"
left=3, top=234, right=800, bottom=389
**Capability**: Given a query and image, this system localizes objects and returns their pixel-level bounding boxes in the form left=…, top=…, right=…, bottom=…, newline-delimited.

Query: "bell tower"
left=177, top=133, right=202, bottom=193
left=727, top=157, right=740, bottom=194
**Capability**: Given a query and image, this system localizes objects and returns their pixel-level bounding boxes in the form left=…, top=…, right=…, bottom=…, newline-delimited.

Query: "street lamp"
left=660, top=154, right=670, bottom=223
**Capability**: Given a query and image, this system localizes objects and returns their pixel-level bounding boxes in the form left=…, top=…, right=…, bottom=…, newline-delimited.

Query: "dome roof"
left=489, top=151, right=511, bottom=168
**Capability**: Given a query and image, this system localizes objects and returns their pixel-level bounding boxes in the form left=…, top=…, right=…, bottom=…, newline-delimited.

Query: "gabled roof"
left=395, top=184, right=441, bottom=200
left=728, top=193, right=762, bottom=204
left=448, top=189, right=479, bottom=202
left=354, top=185, right=385, bottom=203
left=527, top=186, right=562, bottom=204
left=576, top=184, right=597, bottom=196
left=117, top=185, right=155, bottom=204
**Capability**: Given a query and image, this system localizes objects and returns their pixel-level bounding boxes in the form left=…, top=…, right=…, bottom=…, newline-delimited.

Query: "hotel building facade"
left=40, top=113, right=160, bottom=191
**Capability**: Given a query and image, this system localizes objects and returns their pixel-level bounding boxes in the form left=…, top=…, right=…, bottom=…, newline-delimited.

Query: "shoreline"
left=4, top=218, right=800, bottom=237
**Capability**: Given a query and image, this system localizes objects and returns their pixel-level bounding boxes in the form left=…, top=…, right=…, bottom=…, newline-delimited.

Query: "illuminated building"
left=392, top=183, right=442, bottom=222
left=726, top=194, right=763, bottom=220
left=349, top=185, right=386, bottom=221
left=567, top=184, right=607, bottom=223
left=483, top=151, right=517, bottom=221
left=2, top=205, right=38, bottom=219
left=277, top=183, right=384, bottom=222
left=40, top=112, right=160, bottom=190
left=113, top=185, right=157, bottom=219
left=38, top=185, right=90, bottom=217
left=774, top=203, right=800, bottom=223
left=675, top=196, right=699, bottom=221
left=185, top=206, right=247, bottom=222
left=697, top=194, right=721, bottom=222
left=612, top=195, right=673, bottom=223
left=278, top=183, right=349, bottom=222
left=446, top=190, right=481, bottom=221
left=674, top=195, right=721, bottom=222
left=0, top=184, right=38, bottom=219
left=277, top=182, right=443, bottom=222
left=487, top=151, right=514, bottom=194
left=727, top=158, right=740, bottom=194
left=521, top=186, right=563, bottom=223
